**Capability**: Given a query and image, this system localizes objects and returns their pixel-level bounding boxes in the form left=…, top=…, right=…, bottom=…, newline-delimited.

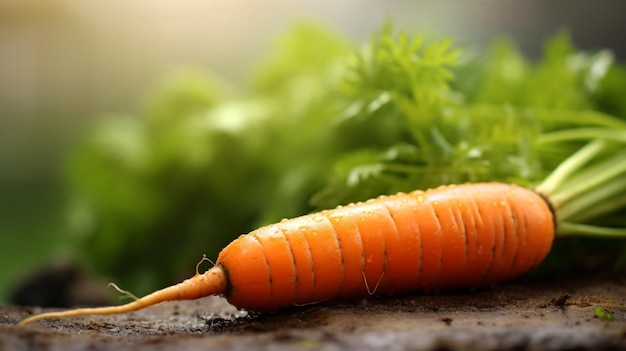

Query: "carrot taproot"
left=18, top=182, right=554, bottom=326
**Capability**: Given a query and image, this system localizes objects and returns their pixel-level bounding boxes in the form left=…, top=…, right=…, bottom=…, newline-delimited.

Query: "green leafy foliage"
left=66, top=70, right=252, bottom=293
left=311, top=28, right=546, bottom=208
left=65, top=22, right=626, bottom=294
left=253, top=22, right=352, bottom=93
left=469, top=32, right=612, bottom=111
left=595, top=63, right=626, bottom=118
left=66, top=24, right=353, bottom=294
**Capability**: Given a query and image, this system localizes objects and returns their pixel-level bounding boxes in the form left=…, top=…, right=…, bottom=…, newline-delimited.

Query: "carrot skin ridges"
left=219, top=182, right=555, bottom=312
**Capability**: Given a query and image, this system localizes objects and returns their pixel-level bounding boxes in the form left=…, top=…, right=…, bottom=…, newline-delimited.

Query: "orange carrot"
left=18, top=182, right=554, bottom=326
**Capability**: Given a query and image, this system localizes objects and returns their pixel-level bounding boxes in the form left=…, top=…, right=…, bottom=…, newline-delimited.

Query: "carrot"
left=18, top=182, right=554, bottom=326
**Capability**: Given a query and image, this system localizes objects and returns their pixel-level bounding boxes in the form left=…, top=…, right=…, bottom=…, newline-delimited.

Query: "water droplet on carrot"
left=312, top=215, right=325, bottom=223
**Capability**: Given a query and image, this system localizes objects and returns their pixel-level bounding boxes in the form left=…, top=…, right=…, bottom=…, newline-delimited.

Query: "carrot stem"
left=535, top=139, right=607, bottom=196
left=558, top=177, right=626, bottom=222
left=557, top=222, right=626, bottom=238
left=537, top=128, right=626, bottom=145
left=533, top=109, right=626, bottom=129
left=534, top=124, right=626, bottom=239
left=549, top=150, right=626, bottom=208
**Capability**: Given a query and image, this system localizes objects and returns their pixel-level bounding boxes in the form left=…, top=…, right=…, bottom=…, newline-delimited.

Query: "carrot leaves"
left=66, top=22, right=626, bottom=293
left=312, top=27, right=626, bottom=241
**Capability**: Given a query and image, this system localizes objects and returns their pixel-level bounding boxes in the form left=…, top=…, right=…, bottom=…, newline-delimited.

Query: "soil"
left=2, top=272, right=625, bottom=351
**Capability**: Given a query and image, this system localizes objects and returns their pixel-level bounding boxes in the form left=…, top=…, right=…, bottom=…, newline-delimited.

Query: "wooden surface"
left=2, top=273, right=625, bottom=351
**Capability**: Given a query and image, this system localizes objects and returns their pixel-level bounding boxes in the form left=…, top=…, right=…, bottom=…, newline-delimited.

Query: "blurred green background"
left=2, top=0, right=626, bottom=304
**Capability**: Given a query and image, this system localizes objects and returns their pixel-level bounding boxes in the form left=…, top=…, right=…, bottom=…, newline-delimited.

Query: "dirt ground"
left=1, top=272, right=625, bottom=351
